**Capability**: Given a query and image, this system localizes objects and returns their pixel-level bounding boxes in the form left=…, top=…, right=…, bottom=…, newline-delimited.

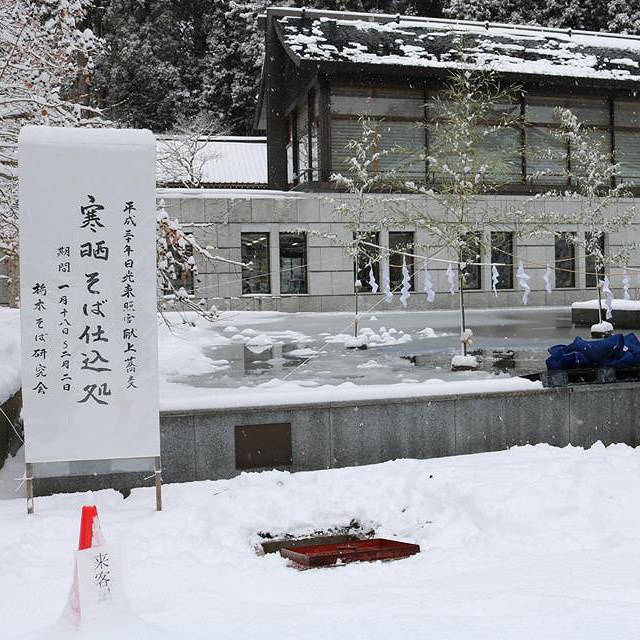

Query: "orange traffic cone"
left=78, top=505, right=98, bottom=550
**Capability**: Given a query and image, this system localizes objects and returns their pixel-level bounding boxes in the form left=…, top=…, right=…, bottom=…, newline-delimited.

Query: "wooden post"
left=26, top=462, right=34, bottom=515
left=155, top=456, right=162, bottom=512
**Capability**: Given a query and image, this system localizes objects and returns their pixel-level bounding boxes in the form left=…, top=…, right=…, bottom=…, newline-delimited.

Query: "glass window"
left=331, top=86, right=423, bottom=118
left=309, top=91, right=318, bottom=182
left=354, top=231, right=379, bottom=292
left=525, top=96, right=608, bottom=126
left=585, top=232, right=605, bottom=288
left=615, top=100, right=640, bottom=128
left=330, top=85, right=425, bottom=181
left=286, top=116, right=294, bottom=185
left=615, top=130, right=640, bottom=185
left=389, top=232, right=414, bottom=291
left=331, top=119, right=362, bottom=176
left=241, top=233, right=270, bottom=294
left=526, top=126, right=567, bottom=184
left=461, top=232, right=482, bottom=290
left=476, top=126, right=522, bottom=183
left=280, top=232, right=307, bottom=294
left=377, top=122, right=425, bottom=181
left=297, top=105, right=309, bottom=183
left=490, top=232, right=514, bottom=289
left=555, top=233, right=576, bottom=288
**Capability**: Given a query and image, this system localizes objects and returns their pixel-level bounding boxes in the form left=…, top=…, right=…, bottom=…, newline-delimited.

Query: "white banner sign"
left=76, top=545, right=124, bottom=620
left=19, top=126, right=160, bottom=463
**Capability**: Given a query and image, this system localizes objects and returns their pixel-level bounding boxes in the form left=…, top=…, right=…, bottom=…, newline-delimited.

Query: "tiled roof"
left=275, top=12, right=640, bottom=85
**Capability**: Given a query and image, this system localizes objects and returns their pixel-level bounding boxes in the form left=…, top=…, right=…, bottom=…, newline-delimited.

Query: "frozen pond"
left=166, top=306, right=595, bottom=389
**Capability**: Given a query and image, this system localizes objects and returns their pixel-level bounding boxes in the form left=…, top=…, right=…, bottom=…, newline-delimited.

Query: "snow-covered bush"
left=0, top=0, right=104, bottom=305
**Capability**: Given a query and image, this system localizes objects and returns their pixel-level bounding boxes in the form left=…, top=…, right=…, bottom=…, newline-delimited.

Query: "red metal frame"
left=280, top=538, right=420, bottom=568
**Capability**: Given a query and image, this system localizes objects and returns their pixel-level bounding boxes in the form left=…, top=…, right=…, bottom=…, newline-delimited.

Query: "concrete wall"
left=159, top=188, right=640, bottom=313
left=159, top=383, right=640, bottom=484
left=31, top=381, right=640, bottom=495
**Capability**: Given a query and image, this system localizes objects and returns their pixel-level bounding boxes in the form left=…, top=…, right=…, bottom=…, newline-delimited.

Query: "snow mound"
left=451, top=354, right=479, bottom=369
left=357, top=359, right=383, bottom=369
left=420, top=327, right=437, bottom=338
left=572, top=298, right=640, bottom=311
left=591, top=321, right=614, bottom=334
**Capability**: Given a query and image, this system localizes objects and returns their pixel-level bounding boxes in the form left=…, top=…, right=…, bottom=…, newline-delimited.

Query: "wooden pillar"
left=265, top=15, right=289, bottom=190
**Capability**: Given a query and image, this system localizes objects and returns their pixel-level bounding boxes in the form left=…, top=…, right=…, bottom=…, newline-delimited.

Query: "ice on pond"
left=160, top=307, right=595, bottom=392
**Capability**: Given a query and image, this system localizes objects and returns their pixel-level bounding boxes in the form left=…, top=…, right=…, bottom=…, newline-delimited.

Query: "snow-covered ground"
left=2, top=443, right=640, bottom=639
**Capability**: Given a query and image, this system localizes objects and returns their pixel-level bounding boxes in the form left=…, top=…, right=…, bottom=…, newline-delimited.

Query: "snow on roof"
left=156, top=136, right=267, bottom=187
left=275, top=11, right=640, bottom=85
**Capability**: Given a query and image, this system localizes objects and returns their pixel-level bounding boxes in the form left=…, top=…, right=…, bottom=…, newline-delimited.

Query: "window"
left=614, top=100, right=640, bottom=185
left=490, top=232, right=514, bottom=289
left=585, top=232, right=605, bottom=288
left=428, top=97, right=522, bottom=185
left=354, top=231, right=379, bottom=292
left=297, top=104, right=309, bottom=183
left=241, top=233, right=270, bottom=294
left=286, top=116, right=295, bottom=185
left=309, top=91, right=319, bottom=182
left=389, top=232, right=414, bottom=291
left=461, top=232, right=482, bottom=290
left=279, top=232, right=307, bottom=294
left=331, top=86, right=425, bottom=180
left=525, top=96, right=611, bottom=185
left=555, top=233, right=576, bottom=288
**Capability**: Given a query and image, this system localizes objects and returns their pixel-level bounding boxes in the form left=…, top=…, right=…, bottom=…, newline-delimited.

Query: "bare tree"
left=157, top=115, right=223, bottom=189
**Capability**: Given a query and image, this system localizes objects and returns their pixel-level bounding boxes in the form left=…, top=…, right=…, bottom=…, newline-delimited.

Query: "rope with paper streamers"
left=180, top=234, right=640, bottom=308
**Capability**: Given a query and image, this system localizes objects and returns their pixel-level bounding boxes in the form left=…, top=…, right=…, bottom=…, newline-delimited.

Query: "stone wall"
left=158, top=383, right=639, bottom=484
left=159, top=188, right=638, bottom=313
left=31, top=381, right=640, bottom=495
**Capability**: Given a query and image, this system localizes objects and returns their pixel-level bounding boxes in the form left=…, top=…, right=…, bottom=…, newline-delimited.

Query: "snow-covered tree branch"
left=0, top=0, right=104, bottom=305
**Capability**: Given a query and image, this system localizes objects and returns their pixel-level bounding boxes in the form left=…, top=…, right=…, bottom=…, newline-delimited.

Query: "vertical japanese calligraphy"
left=19, top=126, right=160, bottom=463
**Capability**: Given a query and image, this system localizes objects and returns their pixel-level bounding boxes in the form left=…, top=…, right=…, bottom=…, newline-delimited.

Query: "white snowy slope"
left=1, top=443, right=640, bottom=639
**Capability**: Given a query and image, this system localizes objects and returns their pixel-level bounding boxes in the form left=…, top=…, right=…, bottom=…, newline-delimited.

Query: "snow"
left=279, top=13, right=640, bottom=84
left=0, top=308, right=21, bottom=406
left=591, top=321, right=614, bottom=333
left=156, top=136, right=267, bottom=186
left=19, top=126, right=155, bottom=147
left=3, top=443, right=640, bottom=638
left=572, top=298, right=640, bottom=311
left=160, top=376, right=540, bottom=412
left=451, top=354, right=479, bottom=369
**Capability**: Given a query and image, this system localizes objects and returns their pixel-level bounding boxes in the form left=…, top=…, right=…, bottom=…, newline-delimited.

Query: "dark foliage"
left=88, top=0, right=639, bottom=134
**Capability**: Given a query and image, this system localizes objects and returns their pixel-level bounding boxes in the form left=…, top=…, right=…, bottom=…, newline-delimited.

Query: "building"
left=7, top=8, right=639, bottom=311
left=160, top=7, right=640, bottom=313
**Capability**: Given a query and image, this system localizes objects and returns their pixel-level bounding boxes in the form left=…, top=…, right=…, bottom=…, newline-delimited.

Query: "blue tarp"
left=546, top=333, right=640, bottom=370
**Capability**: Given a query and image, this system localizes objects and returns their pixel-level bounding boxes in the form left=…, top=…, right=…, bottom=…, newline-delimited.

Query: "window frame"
left=354, top=231, right=380, bottom=293
left=388, top=231, right=415, bottom=291
left=241, top=232, right=271, bottom=295
left=279, top=232, right=308, bottom=295
left=490, top=231, right=514, bottom=290
left=554, top=232, right=576, bottom=289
